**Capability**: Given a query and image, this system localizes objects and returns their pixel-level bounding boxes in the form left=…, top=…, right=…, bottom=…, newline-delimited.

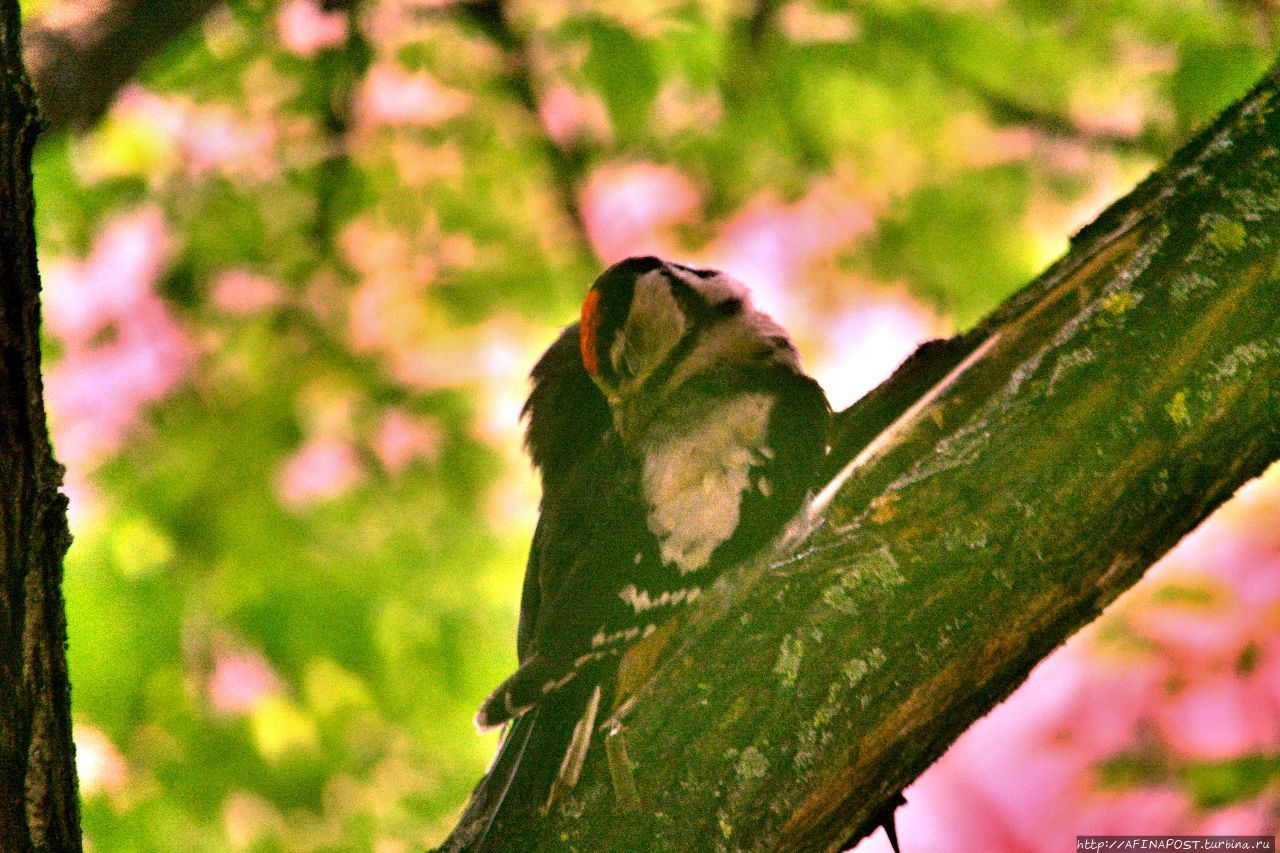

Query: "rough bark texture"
left=23, top=0, right=221, bottom=132
left=468, top=63, right=1280, bottom=851
left=0, top=1, right=81, bottom=850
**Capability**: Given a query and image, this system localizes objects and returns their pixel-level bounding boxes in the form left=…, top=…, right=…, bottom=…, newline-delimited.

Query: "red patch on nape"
left=580, top=288, right=602, bottom=376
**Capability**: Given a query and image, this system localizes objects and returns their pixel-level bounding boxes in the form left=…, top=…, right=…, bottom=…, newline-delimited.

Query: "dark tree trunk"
left=0, top=1, right=82, bottom=849
left=445, top=62, right=1280, bottom=851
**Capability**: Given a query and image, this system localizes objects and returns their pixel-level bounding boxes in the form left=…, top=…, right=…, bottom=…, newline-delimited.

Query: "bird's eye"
left=619, top=339, right=642, bottom=379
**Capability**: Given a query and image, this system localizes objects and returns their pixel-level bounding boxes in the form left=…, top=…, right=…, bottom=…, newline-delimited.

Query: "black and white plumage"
left=444, top=256, right=830, bottom=850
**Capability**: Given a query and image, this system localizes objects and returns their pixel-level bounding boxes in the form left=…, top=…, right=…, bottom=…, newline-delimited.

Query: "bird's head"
left=578, top=256, right=772, bottom=440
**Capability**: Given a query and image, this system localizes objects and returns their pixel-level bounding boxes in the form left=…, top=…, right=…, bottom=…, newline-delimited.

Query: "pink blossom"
left=379, top=322, right=531, bottom=394
left=945, top=113, right=1038, bottom=168
left=1194, top=802, right=1274, bottom=836
left=277, top=437, right=365, bottom=509
left=1256, top=635, right=1280, bottom=721
left=44, top=301, right=189, bottom=466
left=1069, top=788, right=1191, bottom=837
left=336, top=218, right=443, bottom=366
left=388, top=138, right=466, bottom=187
left=579, top=162, right=701, bottom=262
left=337, top=216, right=439, bottom=282
left=1126, top=472, right=1280, bottom=667
left=339, top=217, right=415, bottom=276
left=73, top=724, right=128, bottom=796
left=183, top=112, right=276, bottom=179
left=373, top=409, right=444, bottom=473
left=707, top=184, right=875, bottom=320
left=277, top=0, right=348, bottom=57
left=538, top=81, right=611, bottom=147
left=42, top=208, right=190, bottom=500
left=42, top=206, right=172, bottom=346
left=1130, top=580, right=1253, bottom=667
left=652, top=80, right=723, bottom=137
left=346, top=272, right=430, bottom=356
left=892, top=643, right=1165, bottom=850
left=869, top=750, right=1024, bottom=853
left=356, top=64, right=471, bottom=128
left=778, top=5, right=860, bottom=43
left=209, top=650, right=283, bottom=715
left=211, top=269, right=287, bottom=314
left=113, top=87, right=277, bottom=182
left=1154, top=673, right=1278, bottom=759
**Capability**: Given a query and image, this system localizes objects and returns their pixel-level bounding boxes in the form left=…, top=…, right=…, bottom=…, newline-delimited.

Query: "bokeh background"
left=19, top=0, right=1280, bottom=849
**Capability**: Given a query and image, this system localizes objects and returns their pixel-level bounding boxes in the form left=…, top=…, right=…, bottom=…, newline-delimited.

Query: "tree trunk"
left=459, top=62, right=1280, bottom=851
left=0, top=1, right=82, bottom=849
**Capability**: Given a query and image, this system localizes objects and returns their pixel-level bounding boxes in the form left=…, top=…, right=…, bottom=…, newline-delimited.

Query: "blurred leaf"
left=1171, top=41, right=1272, bottom=131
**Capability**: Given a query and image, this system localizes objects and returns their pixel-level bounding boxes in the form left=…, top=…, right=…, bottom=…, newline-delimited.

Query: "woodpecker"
left=443, top=256, right=831, bottom=850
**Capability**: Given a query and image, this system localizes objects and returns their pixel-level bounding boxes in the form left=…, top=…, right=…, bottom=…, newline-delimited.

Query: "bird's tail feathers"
left=475, top=652, right=587, bottom=731
left=438, top=679, right=600, bottom=852
left=546, top=682, right=601, bottom=808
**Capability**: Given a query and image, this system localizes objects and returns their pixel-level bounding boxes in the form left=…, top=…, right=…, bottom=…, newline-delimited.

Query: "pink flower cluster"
left=113, top=88, right=278, bottom=182
left=579, top=162, right=702, bottom=262
left=705, top=184, right=875, bottom=319
left=276, top=408, right=445, bottom=510
left=42, top=208, right=191, bottom=519
left=211, top=270, right=288, bottom=315
left=538, top=81, right=612, bottom=148
left=277, top=437, right=366, bottom=510
left=208, top=648, right=283, bottom=715
left=277, top=0, right=348, bottom=58
left=355, top=63, right=472, bottom=128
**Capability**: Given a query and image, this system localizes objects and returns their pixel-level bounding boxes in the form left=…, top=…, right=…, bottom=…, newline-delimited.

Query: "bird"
left=440, top=256, right=832, bottom=851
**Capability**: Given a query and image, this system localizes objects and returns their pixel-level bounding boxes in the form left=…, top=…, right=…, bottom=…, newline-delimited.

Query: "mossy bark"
left=0, top=1, right=81, bottom=849
left=475, top=62, right=1280, bottom=851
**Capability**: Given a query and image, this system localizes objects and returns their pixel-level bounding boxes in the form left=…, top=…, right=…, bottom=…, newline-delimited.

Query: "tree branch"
left=463, top=61, right=1280, bottom=850
left=0, top=1, right=80, bottom=848
left=23, top=0, right=222, bottom=132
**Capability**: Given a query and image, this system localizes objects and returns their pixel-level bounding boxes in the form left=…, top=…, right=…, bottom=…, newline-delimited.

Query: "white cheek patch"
left=609, top=333, right=632, bottom=377
left=642, top=393, right=774, bottom=574
left=615, top=276, right=686, bottom=380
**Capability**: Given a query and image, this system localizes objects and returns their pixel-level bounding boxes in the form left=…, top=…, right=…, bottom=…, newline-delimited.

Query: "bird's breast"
left=640, top=392, right=775, bottom=575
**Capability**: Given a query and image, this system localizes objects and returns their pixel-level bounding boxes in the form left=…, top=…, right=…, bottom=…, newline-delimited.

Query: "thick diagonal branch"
left=470, top=62, right=1280, bottom=851
left=23, top=0, right=222, bottom=132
